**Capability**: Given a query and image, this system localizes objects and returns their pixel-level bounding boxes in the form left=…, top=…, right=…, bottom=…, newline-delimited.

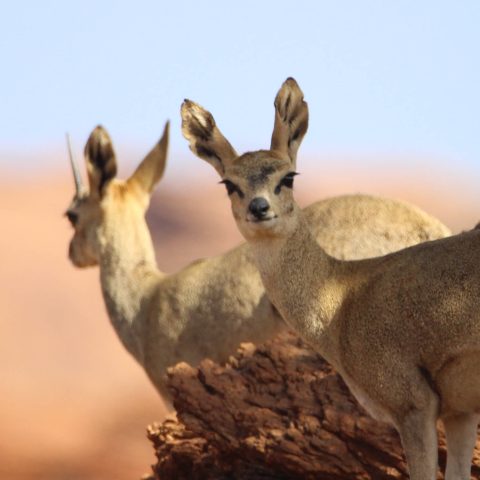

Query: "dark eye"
left=220, top=179, right=244, bottom=198
left=274, top=172, right=298, bottom=194
left=65, top=210, right=79, bottom=226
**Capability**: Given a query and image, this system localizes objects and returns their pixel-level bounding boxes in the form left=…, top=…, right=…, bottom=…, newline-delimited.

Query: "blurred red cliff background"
left=1, top=149, right=479, bottom=479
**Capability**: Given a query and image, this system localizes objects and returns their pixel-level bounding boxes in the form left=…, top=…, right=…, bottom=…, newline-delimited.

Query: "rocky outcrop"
left=146, top=332, right=480, bottom=479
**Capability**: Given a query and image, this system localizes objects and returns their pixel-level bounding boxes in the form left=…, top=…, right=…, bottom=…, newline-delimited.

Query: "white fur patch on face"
left=246, top=215, right=278, bottom=226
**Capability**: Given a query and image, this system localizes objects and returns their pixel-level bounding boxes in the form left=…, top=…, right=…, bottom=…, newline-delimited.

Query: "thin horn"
left=66, top=133, right=84, bottom=195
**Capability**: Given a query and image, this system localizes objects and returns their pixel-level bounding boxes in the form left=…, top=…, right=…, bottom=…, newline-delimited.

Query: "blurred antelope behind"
left=65, top=119, right=450, bottom=406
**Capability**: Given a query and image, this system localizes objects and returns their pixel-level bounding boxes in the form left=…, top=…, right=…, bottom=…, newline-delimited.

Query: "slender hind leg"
left=443, top=413, right=479, bottom=480
left=396, top=394, right=439, bottom=480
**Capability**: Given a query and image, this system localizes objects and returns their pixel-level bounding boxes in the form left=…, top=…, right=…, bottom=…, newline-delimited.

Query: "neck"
left=98, top=217, right=163, bottom=364
left=249, top=208, right=347, bottom=361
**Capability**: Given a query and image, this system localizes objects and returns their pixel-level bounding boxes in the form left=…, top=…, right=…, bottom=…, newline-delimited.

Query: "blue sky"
left=1, top=1, right=479, bottom=169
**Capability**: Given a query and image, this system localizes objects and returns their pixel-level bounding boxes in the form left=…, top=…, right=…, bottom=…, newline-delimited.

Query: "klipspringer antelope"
left=182, top=78, right=478, bottom=480
left=66, top=118, right=450, bottom=412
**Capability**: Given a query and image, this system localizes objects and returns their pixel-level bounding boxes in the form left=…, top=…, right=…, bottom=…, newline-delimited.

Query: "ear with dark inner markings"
left=181, top=99, right=237, bottom=176
left=270, top=77, right=309, bottom=168
left=84, top=125, right=117, bottom=198
left=127, top=121, right=169, bottom=194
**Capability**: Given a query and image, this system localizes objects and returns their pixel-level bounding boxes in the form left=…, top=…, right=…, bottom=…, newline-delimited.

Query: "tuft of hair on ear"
left=181, top=99, right=216, bottom=142
left=84, top=125, right=117, bottom=196
left=181, top=99, right=237, bottom=176
left=271, top=77, right=309, bottom=166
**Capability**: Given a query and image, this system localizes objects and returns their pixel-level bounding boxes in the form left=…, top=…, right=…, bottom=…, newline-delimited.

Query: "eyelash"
left=274, top=172, right=298, bottom=194
left=220, top=172, right=298, bottom=197
left=220, top=180, right=244, bottom=198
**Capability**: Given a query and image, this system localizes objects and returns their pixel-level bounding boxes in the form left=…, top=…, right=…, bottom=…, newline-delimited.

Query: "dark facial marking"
left=220, top=179, right=244, bottom=198
left=248, top=165, right=276, bottom=188
left=65, top=209, right=79, bottom=226
left=274, top=172, right=298, bottom=195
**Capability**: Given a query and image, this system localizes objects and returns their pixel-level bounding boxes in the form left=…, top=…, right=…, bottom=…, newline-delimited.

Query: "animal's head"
left=181, top=77, right=308, bottom=241
left=65, top=122, right=169, bottom=267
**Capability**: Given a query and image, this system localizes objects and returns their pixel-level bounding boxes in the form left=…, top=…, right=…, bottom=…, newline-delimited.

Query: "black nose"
left=249, top=197, right=270, bottom=219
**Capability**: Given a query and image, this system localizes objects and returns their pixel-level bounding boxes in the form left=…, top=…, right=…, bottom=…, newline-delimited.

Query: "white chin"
left=249, top=216, right=277, bottom=225
left=237, top=216, right=282, bottom=240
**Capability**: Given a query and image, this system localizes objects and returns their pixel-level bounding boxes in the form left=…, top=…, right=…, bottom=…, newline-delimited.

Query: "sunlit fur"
left=67, top=118, right=451, bottom=419
left=183, top=77, right=480, bottom=480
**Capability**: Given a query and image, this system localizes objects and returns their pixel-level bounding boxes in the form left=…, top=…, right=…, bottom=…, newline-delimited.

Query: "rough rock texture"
left=147, top=332, right=480, bottom=479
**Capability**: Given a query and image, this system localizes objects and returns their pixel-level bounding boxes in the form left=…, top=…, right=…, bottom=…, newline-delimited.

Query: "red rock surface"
left=147, top=333, right=480, bottom=480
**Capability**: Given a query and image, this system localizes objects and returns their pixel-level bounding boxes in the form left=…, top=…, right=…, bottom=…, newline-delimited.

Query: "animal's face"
left=65, top=122, right=169, bottom=268
left=181, top=77, right=307, bottom=241
left=66, top=181, right=146, bottom=268
left=220, top=151, right=298, bottom=240
left=66, top=192, right=102, bottom=267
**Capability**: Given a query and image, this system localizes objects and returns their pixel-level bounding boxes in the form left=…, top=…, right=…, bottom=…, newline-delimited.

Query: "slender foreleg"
left=443, top=413, right=478, bottom=480
left=396, top=391, right=439, bottom=480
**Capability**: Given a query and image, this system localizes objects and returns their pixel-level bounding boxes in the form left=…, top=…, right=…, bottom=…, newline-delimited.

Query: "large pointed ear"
left=270, top=77, right=308, bottom=168
left=127, top=121, right=169, bottom=194
left=84, top=125, right=117, bottom=198
left=181, top=99, right=237, bottom=176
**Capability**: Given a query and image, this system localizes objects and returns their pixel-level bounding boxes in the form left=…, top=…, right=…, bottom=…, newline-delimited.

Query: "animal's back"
left=145, top=243, right=280, bottom=373
left=304, top=194, right=451, bottom=260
